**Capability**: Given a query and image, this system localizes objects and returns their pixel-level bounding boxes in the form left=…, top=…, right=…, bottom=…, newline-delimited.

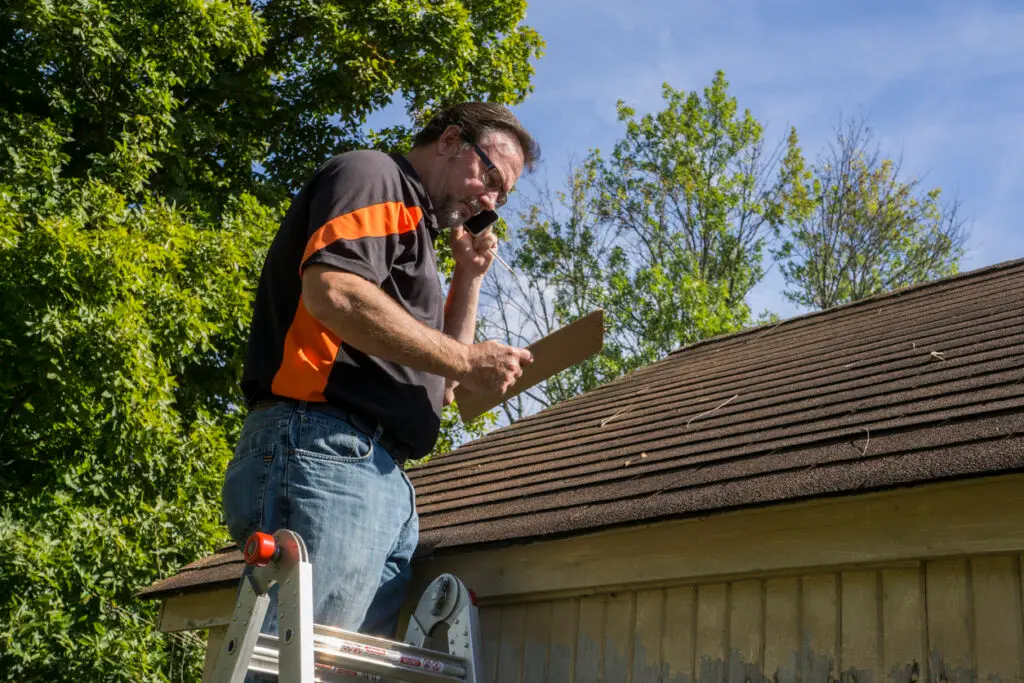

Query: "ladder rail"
left=276, top=530, right=315, bottom=683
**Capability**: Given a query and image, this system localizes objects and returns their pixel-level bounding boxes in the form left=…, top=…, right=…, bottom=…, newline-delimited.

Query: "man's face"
left=435, top=127, right=525, bottom=229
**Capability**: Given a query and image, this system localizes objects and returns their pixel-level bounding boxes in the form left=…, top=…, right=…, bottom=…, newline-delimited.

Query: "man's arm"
left=443, top=265, right=483, bottom=345
left=444, top=225, right=498, bottom=343
left=302, top=265, right=529, bottom=395
left=441, top=225, right=498, bottom=402
left=441, top=265, right=483, bottom=406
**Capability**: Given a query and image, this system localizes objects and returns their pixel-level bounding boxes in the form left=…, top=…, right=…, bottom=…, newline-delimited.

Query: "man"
left=221, top=102, right=539, bottom=641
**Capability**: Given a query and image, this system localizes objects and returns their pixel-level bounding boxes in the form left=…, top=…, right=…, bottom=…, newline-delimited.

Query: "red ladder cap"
left=244, top=532, right=277, bottom=566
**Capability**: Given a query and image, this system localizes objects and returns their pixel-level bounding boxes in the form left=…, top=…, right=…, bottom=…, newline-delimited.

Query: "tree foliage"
left=3, top=0, right=543, bottom=205
left=774, top=115, right=968, bottom=310
left=0, top=0, right=542, bottom=678
left=482, top=73, right=808, bottom=419
left=0, top=121, right=277, bottom=681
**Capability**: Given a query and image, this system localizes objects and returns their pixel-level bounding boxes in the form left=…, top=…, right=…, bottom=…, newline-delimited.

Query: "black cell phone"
left=465, top=210, right=499, bottom=235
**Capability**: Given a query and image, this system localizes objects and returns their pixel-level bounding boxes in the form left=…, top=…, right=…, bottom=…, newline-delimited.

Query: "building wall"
left=413, top=475, right=1024, bottom=683
left=154, top=475, right=1024, bottom=681
left=475, top=555, right=1024, bottom=683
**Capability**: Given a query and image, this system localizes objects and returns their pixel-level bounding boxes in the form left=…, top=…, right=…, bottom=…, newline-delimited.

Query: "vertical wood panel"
left=633, top=590, right=664, bottom=683
left=480, top=606, right=502, bottom=683
left=473, top=552, right=1024, bottom=683
left=925, top=559, right=972, bottom=683
left=497, top=604, right=527, bottom=683
left=524, top=601, right=553, bottom=683
left=696, top=583, right=728, bottom=683
left=971, top=556, right=1022, bottom=683
left=664, top=586, right=697, bottom=683
left=550, top=599, right=579, bottom=683
left=728, top=580, right=763, bottom=683
left=764, top=578, right=800, bottom=683
left=605, top=591, right=636, bottom=683
left=840, top=571, right=882, bottom=683
left=881, top=566, right=925, bottom=683
left=802, top=574, right=838, bottom=683
left=576, top=596, right=606, bottom=683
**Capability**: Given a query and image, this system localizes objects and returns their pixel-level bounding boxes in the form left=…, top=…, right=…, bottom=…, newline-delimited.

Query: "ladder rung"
left=251, top=625, right=467, bottom=683
left=314, top=622, right=469, bottom=674
left=249, top=645, right=465, bottom=683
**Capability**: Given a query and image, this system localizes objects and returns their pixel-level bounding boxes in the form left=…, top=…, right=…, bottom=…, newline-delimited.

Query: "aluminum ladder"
left=210, top=529, right=482, bottom=683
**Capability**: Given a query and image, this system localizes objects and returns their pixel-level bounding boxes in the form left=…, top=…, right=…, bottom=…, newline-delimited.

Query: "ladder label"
left=316, top=662, right=381, bottom=680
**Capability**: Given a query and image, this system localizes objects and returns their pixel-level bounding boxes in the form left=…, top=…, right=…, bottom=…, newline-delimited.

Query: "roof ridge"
left=668, top=257, right=1024, bottom=358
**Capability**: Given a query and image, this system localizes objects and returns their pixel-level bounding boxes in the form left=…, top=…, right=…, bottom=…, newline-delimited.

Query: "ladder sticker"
left=399, top=655, right=444, bottom=672
left=315, top=662, right=382, bottom=680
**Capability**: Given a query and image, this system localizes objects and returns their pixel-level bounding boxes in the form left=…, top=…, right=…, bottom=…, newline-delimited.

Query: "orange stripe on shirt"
left=271, top=296, right=342, bottom=402
left=301, top=201, right=424, bottom=271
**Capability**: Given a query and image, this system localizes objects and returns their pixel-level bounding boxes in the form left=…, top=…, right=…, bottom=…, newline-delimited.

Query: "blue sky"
left=502, top=0, right=1024, bottom=319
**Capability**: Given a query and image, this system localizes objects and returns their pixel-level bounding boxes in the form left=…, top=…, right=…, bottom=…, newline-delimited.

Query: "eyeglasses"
left=467, top=141, right=508, bottom=208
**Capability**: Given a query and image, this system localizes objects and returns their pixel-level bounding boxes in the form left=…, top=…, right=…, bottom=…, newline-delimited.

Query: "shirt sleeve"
left=299, top=152, right=419, bottom=285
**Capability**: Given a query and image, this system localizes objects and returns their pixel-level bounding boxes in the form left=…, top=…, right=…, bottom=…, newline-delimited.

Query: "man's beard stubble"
left=439, top=197, right=481, bottom=229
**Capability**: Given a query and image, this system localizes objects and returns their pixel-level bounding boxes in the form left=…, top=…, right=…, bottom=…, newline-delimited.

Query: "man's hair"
left=412, top=102, right=540, bottom=172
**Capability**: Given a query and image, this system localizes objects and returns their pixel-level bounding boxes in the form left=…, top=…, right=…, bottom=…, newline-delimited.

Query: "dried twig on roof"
left=685, top=394, right=739, bottom=429
left=751, top=319, right=785, bottom=341
left=599, top=388, right=649, bottom=428
left=855, top=427, right=870, bottom=456
left=600, top=406, right=634, bottom=428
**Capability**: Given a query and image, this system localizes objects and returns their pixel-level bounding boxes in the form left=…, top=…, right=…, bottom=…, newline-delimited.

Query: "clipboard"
left=454, top=309, right=605, bottom=422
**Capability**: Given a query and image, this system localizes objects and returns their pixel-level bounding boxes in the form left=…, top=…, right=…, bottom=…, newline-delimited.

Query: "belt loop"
left=372, top=424, right=384, bottom=442
left=296, top=400, right=308, bottom=415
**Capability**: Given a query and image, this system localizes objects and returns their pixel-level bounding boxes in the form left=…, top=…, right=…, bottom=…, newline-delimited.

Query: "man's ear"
left=437, top=124, right=462, bottom=157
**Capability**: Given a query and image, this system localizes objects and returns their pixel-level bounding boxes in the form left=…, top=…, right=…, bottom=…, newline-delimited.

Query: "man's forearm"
left=443, top=265, right=483, bottom=345
left=303, top=266, right=469, bottom=380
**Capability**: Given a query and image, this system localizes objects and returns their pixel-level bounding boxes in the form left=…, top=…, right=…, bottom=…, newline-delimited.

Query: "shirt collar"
left=390, top=153, right=440, bottom=238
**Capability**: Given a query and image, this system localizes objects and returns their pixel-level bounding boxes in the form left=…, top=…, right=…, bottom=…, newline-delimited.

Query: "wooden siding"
left=153, top=476, right=1024, bottom=681
left=413, top=475, right=1024, bottom=602
left=475, top=556, right=1024, bottom=683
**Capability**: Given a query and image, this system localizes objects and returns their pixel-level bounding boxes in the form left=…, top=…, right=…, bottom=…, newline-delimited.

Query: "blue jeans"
left=221, top=401, right=419, bottom=639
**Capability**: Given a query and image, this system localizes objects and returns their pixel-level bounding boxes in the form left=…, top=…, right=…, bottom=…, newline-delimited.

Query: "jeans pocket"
left=295, top=413, right=374, bottom=463
left=221, top=443, right=276, bottom=545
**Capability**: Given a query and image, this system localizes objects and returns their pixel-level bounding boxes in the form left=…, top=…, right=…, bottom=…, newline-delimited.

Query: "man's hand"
left=450, top=224, right=497, bottom=277
left=457, top=340, right=533, bottom=395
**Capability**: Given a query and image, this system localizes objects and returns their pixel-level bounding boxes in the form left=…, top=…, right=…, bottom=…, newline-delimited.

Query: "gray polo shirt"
left=241, top=150, right=445, bottom=458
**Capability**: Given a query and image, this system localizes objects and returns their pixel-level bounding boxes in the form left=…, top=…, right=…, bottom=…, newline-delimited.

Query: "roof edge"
left=668, top=257, right=1024, bottom=357
left=135, top=577, right=240, bottom=602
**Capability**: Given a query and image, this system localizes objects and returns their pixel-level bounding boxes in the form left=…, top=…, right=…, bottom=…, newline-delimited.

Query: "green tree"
left=0, top=0, right=542, bottom=678
left=481, top=73, right=809, bottom=419
left=3, top=0, right=543, bottom=205
left=774, top=115, right=968, bottom=310
left=0, top=121, right=278, bottom=681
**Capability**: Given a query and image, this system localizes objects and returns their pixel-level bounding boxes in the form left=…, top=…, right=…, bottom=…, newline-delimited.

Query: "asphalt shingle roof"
left=138, top=259, right=1024, bottom=599
left=410, top=258, right=1024, bottom=553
